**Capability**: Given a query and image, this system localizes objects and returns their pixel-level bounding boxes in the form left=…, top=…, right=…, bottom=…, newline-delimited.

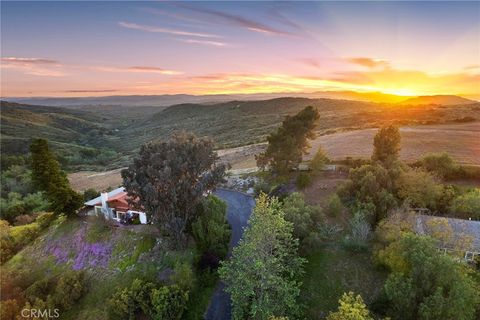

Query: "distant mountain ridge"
left=399, top=95, right=477, bottom=106
left=5, top=92, right=476, bottom=107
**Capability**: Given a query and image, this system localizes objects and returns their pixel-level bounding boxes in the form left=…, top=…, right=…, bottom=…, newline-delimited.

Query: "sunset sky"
left=1, top=1, right=479, bottom=98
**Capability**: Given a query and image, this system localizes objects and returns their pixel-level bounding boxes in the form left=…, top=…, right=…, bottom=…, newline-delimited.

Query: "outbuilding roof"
left=415, top=215, right=480, bottom=252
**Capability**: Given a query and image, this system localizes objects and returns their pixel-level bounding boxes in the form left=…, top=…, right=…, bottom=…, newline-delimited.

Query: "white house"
left=84, top=187, right=148, bottom=224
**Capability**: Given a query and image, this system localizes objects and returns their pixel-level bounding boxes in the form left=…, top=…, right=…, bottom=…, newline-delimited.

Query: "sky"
left=1, top=1, right=479, bottom=98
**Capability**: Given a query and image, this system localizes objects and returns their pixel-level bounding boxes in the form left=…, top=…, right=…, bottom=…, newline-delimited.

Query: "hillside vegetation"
left=2, top=98, right=479, bottom=171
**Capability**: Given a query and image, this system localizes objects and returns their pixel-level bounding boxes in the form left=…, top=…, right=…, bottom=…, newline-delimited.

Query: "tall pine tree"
left=30, top=139, right=82, bottom=215
left=257, top=106, right=319, bottom=175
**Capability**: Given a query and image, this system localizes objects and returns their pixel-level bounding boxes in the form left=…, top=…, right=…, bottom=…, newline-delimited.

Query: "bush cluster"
left=107, top=279, right=188, bottom=320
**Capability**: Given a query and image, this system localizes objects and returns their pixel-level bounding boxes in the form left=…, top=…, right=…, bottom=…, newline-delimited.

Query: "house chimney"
left=101, top=192, right=109, bottom=210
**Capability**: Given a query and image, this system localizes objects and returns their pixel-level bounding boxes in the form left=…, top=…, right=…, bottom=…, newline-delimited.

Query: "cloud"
left=177, top=4, right=295, bottom=36
left=346, top=57, right=390, bottom=68
left=118, top=21, right=220, bottom=38
left=126, top=66, right=183, bottom=75
left=88, top=65, right=183, bottom=75
left=178, top=39, right=229, bottom=47
left=1, top=57, right=59, bottom=65
left=1, top=56, right=64, bottom=76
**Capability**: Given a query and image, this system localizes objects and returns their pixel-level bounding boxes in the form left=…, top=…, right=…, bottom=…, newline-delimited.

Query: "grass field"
left=307, top=121, right=480, bottom=165
left=69, top=121, right=480, bottom=192
left=300, top=245, right=388, bottom=319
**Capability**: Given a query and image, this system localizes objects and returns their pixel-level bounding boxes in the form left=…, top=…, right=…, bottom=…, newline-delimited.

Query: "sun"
left=381, top=88, right=419, bottom=97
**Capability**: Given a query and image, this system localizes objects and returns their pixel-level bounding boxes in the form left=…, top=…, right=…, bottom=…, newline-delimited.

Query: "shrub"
left=397, top=168, right=443, bottom=210
left=83, top=188, right=99, bottom=201
left=296, top=172, right=311, bottom=189
left=191, top=195, right=231, bottom=260
left=0, top=212, right=55, bottom=263
left=449, top=189, right=480, bottom=220
left=1, top=165, right=33, bottom=197
left=324, top=194, right=344, bottom=217
left=171, top=262, right=195, bottom=291
left=0, top=299, right=22, bottom=320
left=14, top=214, right=35, bottom=226
left=282, top=192, right=322, bottom=241
left=342, top=212, right=371, bottom=252
left=339, top=164, right=399, bottom=224
left=327, top=292, right=373, bottom=320
left=150, top=285, right=189, bottom=320
left=52, top=270, right=85, bottom=310
left=0, top=192, right=49, bottom=223
left=310, top=148, right=329, bottom=172
left=107, top=279, right=155, bottom=320
left=420, top=152, right=459, bottom=179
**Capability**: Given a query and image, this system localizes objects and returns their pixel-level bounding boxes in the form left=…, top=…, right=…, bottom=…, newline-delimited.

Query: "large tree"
left=257, top=106, right=319, bottom=174
left=219, top=194, right=305, bottom=320
left=121, top=132, right=228, bottom=246
left=384, top=234, right=478, bottom=320
left=30, top=139, right=82, bottom=215
left=372, top=125, right=401, bottom=165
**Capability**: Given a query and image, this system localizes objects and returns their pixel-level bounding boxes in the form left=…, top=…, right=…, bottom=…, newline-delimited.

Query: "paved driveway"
left=205, top=188, right=255, bottom=320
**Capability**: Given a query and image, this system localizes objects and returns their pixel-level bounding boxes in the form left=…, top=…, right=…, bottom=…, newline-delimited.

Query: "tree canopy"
left=372, top=125, right=401, bottom=165
left=384, top=234, right=478, bottom=320
left=30, top=139, right=82, bottom=215
left=327, top=292, right=373, bottom=320
left=121, top=131, right=228, bottom=246
left=219, top=194, right=305, bottom=319
left=257, top=106, right=319, bottom=174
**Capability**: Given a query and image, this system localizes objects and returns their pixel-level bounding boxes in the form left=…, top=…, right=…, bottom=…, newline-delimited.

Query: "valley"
left=2, top=98, right=479, bottom=172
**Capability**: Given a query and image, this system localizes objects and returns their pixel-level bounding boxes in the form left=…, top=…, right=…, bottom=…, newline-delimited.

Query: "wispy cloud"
left=177, top=4, right=295, bottom=36
left=87, top=65, right=183, bottom=75
left=1, top=57, right=59, bottom=65
left=346, top=57, right=390, bottom=68
left=179, top=38, right=229, bottom=47
left=126, top=66, right=182, bottom=75
left=118, top=21, right=220, bottom=38
left=1, top=56, right=64, bottom=76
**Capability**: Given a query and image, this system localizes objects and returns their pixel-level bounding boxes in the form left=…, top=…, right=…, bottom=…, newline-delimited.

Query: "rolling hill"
left=400, top=95, right=477, bottom=105
left=2, top=98, right=479, bottom=170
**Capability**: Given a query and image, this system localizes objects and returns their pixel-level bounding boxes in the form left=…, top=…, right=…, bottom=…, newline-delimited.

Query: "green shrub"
left=107, top=279, right=155, bottom=320
left=420, top=152, right=459, bottom=179
left=397, top=168, right=442, bottom=210
left=310, top=148, right=329, bottom=172
left=52, top=270, right=86, bottom=310
left=0, top=192, right=49, bottom=223
left=449, top=189, right=480, bottom=220
left=82, top=188, right=99, bottom=202
left=0, top=213, right=55, bottom=264
left=150, top=285, right=189, bottom=320
left=282, top=192, right=322, bottom=240
left=191, top=195, right=230, bottom=259
left=296, top=172, right=312, bottom=189
left=107, top=280, right=188, bottom=320
left=324, top=194, right=344, bottom=217
left=172, top=262, right=195, bottom=291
